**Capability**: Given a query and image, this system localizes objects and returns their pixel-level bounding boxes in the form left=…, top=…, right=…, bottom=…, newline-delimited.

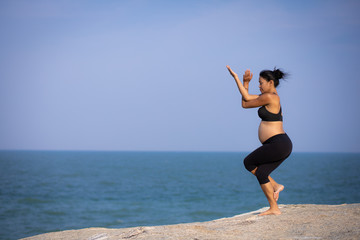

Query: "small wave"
left=18, top=198, right=52, bottom=204
left=99, top=181, right=116, bottom=186
left=44, top=210, right=66, bottom=216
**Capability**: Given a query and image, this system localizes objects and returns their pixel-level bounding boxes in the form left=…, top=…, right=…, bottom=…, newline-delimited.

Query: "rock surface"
left=22, top=204, right=360, bottom=240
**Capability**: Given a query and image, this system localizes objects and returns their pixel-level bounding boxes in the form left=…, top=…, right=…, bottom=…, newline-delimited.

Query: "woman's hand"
left=226, top=65, right=239, bottom=80
left=227, top=65, right=256, bottom=101
left=243, top=69, right=253, bottom=83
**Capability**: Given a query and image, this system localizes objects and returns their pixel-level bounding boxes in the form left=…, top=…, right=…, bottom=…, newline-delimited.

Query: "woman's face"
left=259, top=77, right=272, bottom=94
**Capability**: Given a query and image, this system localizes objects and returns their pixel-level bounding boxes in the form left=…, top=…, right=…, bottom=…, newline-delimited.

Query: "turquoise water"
left=0, top=151, right=359, bottom=240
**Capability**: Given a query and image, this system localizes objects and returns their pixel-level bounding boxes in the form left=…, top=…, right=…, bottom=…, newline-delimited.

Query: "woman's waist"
left=261, top=133, right=291, bottom=145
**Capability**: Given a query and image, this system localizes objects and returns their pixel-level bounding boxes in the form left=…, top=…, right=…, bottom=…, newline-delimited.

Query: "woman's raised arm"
left=226, top=66, right=258, bottom=102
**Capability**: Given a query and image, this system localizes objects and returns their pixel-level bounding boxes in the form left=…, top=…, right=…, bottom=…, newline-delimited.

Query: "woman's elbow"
left=242, top=100, right=254, bottom=108
left=242, top=101, right=249, bottom=109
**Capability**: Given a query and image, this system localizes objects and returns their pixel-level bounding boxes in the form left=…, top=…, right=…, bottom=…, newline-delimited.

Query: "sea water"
left=0, top=151, right=359, bottom=240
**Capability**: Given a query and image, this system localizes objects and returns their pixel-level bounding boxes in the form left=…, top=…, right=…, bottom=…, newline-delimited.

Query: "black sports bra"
left=258, top=106, right=283, bottom=122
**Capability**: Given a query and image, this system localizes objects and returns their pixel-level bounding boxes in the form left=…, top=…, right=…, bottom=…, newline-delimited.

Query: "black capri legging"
left=244, top=133, right=292, bottom=185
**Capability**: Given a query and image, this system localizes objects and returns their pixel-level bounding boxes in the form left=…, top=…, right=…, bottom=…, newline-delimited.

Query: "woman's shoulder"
left=260, top=92, right=280, bottom=105
left=260, top=92, right=279, bottom=100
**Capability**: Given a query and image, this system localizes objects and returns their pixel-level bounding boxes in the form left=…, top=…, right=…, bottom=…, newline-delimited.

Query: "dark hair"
left=259, top=67, right=287, bottom=88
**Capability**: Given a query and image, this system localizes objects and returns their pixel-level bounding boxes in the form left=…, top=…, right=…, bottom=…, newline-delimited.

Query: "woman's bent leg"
left=243, top=134, right=292, bottom=213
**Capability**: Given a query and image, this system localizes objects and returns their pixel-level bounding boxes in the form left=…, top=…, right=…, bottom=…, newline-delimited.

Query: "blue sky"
left=0, top=0, right=359, bottom=152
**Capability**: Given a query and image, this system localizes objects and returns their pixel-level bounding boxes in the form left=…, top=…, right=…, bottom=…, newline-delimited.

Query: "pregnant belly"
left=258, top=121, right=285, bottom=143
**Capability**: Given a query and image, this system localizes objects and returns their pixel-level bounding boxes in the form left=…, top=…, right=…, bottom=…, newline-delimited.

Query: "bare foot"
left=274, top=184, right=284, bottom=202
left=258, top=208, right=281, bottom=216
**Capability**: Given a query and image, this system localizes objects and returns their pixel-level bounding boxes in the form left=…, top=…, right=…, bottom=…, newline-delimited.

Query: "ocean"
left=0, top=151, right=359, bottom=240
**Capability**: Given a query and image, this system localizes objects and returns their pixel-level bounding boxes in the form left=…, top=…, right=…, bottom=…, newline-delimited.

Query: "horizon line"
left=0, top=149, right=359, bottom=154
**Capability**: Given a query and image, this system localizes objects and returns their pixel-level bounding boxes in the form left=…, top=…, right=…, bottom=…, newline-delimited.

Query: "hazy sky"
left=1, top=0, right=359, bottom=152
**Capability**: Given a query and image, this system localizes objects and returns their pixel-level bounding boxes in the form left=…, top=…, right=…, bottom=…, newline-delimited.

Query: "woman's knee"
left=243, top=156, right=256, bottom=172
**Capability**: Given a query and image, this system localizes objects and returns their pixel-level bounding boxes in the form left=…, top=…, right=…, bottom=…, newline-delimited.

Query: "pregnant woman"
left=226, top=65, right=292, bottom=216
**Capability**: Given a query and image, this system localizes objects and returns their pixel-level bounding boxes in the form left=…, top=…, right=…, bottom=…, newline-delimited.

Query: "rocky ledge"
left=22, top=204, right=360, bottom=240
